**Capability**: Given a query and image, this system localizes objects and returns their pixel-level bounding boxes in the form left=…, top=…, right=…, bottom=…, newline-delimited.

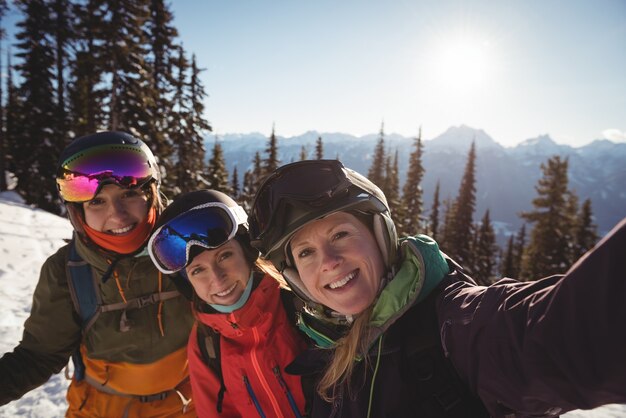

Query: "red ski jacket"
left=188, top=274, right=308, bottom=418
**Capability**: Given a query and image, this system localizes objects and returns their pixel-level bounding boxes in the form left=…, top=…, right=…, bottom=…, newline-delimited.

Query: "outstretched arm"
left=438, top=217, right=626, bottom=417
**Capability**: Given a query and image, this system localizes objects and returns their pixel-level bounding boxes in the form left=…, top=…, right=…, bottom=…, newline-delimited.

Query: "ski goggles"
left=249, top=160, right=355, bottom=242
left=56, top=145, right=158, bottom=202
left=148, top=202, right=248, bottom=274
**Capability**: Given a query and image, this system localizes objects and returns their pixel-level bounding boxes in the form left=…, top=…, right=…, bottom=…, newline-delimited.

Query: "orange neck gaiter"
left=83, top=207, right=157, bottom=254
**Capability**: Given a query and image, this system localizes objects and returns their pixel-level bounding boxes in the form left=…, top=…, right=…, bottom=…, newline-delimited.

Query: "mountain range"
left=207, top=125, right=626, bottom=240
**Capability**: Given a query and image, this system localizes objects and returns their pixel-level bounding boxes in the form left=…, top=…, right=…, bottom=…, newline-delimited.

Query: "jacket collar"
left=195, top=274, right=281, bottom=339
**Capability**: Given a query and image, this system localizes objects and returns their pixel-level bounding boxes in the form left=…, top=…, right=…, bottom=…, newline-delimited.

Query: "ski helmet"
left=150, top=189, right=259, bottom=300
left=56, top=131, right=163, bottom=243
left=248, top=159, right=398, bottom=305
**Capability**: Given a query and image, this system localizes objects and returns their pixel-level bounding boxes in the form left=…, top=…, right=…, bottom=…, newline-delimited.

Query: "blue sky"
left=4, top=0, right=625, bottom=147
left=171, top=0, right=625, bottom=146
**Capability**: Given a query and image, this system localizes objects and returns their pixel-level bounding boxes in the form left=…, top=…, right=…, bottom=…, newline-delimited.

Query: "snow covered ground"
left=0, top=192, right=624, bottom=417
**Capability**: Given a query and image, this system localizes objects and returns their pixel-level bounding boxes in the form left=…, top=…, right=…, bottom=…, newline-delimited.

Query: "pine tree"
left=500, top=235, right=516, bottom=278
left=13, top=0, right=64, bottom=213
left=383, top=151, right=400, bottom=224
left=240, top=151, right=263, bottom=212
left=572, top=198, right=598, bottom=260
left=0, top=0, right=6, bottom=40
left=262, top=125, right=280, bottom=177
left=0, top=35, right=5, bottom=191
left=439, top=197, right=454, bottom=252
left=5, top=50, right=21, bottom=190
left=299, top=145, right=307, bottom=161
left=68, top=0, right=108, bottom=137
left=367, top=122, right=386, bottom=188
left=185, top=53, right=211, bottom=185
left=399, top=129, right=425, bottom=236
left=513, top=224, right=526, bottom=278
left=315, top=135, right=324, bottom=159
left=429, top=181, right=441, bottom=240
left=473, top=209, right=497, bottom=285
left=206, top=139, right=229, bottom=193
left=52, top=0, right=71, bottom=139
left=520, top=156, right=574, bottom=279
left=231, top=166, right=240, bottom=199
left=101, top=0, right=155, bottom=138
left=145, top=0, right=179, bottom=193
left=171, top=45, right=194, bottom=193
left=241, top=170, right=254, bottom=213
left=443, top=141, right=477, bottom=267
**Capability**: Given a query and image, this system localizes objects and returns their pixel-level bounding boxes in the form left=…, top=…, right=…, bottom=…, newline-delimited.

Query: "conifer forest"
left=0, top=0, right=600, bottom=284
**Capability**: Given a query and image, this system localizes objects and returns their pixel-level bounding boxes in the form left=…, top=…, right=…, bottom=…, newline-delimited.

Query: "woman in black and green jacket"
left=249, top=159, right=626, bottom=418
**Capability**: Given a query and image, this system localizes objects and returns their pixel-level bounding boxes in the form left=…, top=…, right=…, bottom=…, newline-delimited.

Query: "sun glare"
left=427, top=34, right=497, bottom=98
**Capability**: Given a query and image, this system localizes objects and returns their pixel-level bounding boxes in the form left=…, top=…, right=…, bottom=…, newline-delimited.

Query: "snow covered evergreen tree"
left=206, top=139, right=230, bottom=193
left=13, top=0, right=65, bottom=213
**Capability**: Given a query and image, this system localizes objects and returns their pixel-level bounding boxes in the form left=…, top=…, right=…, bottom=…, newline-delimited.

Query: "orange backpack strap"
left=65, top=241, right=181, bottom=380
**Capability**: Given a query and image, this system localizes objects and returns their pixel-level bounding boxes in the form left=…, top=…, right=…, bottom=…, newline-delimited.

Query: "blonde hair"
left=317, top=305, right=374, bottom=402
left=256, top=257, right=290, bottom=288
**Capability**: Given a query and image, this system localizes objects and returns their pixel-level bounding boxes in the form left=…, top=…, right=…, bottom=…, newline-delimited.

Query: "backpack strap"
left=65, top=241, right=99, bottom=381
left=65, top=240, right=181, bottom=380
left=197, top=322, right=226, bottom=413
left=66, top=241, right=101, bottom=329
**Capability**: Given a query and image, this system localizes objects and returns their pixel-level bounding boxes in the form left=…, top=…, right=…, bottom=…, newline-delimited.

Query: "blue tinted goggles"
left=148, top=202, right=248, bottom=274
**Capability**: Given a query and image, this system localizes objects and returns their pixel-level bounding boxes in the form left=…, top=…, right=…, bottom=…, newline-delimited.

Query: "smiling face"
left=289, top=211, right=384, bottom=316
left=185, top=239, right=252, bottom=306
left=83, top=184, right=150, bottom=234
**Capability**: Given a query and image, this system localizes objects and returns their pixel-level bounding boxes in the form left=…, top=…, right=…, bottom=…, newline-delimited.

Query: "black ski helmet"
left=153, top=189, right=259, bottom=300
left=56, top=131, right=163, bottom=245
left=248, top=159, right=398, bottom=305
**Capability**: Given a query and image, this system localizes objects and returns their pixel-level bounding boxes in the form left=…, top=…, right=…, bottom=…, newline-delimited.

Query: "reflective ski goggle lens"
left=250, top=160, right=349, bottom=239
left=148, top=203, right=247, bottom=274
left=56, top=145, right=157, bottom=202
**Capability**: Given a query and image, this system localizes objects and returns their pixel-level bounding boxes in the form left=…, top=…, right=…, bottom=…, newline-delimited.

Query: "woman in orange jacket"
left=0, top=132, right=194, bottom=417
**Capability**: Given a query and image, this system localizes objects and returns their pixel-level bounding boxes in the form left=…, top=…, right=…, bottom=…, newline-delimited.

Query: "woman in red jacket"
left=148, top=189, right=308, bottom=418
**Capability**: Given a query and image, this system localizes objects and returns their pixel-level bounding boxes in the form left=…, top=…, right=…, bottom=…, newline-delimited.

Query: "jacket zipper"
left=273, top=366, right=303, bottom=418
left=251, top=326, right=284, bottom=417
left=243, top=375, right=266, bottom=418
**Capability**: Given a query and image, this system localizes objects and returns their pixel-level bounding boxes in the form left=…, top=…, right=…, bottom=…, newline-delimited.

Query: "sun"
left=427, top=34, right=497, bottom=97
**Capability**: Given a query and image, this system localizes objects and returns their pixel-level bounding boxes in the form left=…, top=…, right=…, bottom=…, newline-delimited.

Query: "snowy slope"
left=0, top=192, right=72, bottom=417
left=0, top=192, right=624, bottom=417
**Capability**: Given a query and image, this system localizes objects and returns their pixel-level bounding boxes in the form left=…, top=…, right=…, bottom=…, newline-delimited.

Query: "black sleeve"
left=438, top=216, right=626, bottom=416
left=0, top=345, right=70, bottom=405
